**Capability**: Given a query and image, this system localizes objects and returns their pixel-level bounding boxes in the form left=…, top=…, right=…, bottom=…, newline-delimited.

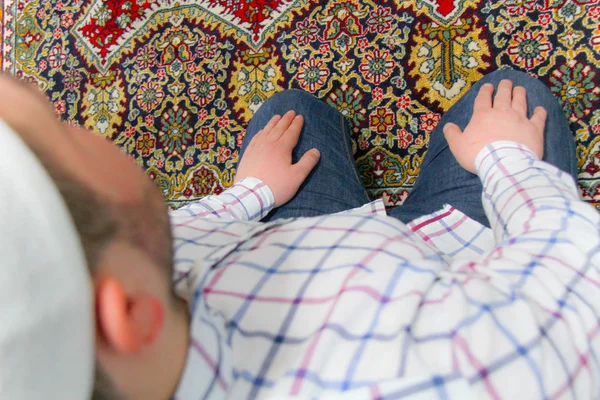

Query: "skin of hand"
left=443, top=79, right=548, bottom=175
left=235, top=110, right=321, bottom=207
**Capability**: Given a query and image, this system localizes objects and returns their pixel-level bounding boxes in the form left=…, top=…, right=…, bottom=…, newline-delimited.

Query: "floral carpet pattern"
left=2, top=0, right=600, bottom=210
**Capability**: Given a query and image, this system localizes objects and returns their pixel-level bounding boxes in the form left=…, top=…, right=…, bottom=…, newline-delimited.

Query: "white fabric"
left=0, top=120, right=94, bottom=399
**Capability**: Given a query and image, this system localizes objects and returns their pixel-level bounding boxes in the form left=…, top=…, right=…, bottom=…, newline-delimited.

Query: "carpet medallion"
left=2, top=0, right=600, bottom=210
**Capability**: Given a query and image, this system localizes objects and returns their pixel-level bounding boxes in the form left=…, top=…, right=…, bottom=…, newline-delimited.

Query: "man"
left=0, top=69, right=598, bottom=399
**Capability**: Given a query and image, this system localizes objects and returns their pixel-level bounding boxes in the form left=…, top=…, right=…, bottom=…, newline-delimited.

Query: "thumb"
left=293, top=148, right=320, bottom=181
left=530, top=106, right=547, bottom=133
left=443, top=122, right=463, bottom=149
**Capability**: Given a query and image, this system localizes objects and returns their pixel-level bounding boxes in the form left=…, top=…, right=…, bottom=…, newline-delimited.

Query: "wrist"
left=475, top=141, right=538, bottom=178
left=232, top=177, right=276, bottom=219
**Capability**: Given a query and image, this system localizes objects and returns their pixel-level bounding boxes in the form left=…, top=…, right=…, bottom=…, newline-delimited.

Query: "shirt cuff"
left=475, top=141, right=538, bottom=179
left=225, top=177, right=275, bottom=220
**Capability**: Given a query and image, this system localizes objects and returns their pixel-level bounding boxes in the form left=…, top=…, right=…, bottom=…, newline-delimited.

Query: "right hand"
left=443, top=79, right=547, bottom=175
left=235, top=111, right=320, bottom=207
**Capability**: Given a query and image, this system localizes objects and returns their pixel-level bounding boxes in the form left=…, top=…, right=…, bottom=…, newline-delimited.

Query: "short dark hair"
left=30, top=144, right=175, bottom=399
left=33, top=151, right=124, bottom=399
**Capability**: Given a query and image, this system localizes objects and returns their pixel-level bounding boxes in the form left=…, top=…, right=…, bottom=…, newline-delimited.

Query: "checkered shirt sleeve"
left=173, top=177, right=275, bottom=221
left=169, top=177, right=275, bottom=300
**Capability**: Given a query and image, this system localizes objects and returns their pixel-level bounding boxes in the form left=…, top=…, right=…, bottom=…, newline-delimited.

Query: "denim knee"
left=256, top=89, right=341, bottom=120
left=258, top=89, right=317, bottom=113
left=479, top=69, right=556, bottom=105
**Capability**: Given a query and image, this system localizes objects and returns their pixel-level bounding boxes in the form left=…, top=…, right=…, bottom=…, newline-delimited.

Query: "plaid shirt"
left=171, top=142, right=600, bottom=399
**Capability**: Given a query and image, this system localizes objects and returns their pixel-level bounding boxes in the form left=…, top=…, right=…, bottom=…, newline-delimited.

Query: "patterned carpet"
left=2, top=0, right=600, bottom=210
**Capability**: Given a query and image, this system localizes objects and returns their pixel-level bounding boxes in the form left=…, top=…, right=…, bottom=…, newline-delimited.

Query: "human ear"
left=96, top=277, right=165, bottom=354
left=129, top=291, right=165, bottom=347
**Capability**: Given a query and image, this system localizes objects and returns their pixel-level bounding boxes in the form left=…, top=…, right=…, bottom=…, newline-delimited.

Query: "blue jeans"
left=240, top=70, right=577, bottom=226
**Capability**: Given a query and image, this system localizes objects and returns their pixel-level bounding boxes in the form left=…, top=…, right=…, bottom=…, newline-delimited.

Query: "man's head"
left=0, top=75, right=189, bottom=399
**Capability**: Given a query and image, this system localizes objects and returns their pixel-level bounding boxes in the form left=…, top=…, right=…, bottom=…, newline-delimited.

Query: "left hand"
left=443, top=80, right=546, bottom=175
left=235, top=110, right=320, bottom=207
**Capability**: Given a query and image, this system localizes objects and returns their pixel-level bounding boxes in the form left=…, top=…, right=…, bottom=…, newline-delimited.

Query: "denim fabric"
left=240, top=70, right=577, bottom=225
left=388, top=69, right=577, bottom=227
left=241, top=89, right=370, bottom=221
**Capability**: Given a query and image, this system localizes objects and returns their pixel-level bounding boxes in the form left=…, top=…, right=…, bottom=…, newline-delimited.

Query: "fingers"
left=247, top=129, right=263, bottom=149
left=293, top=148, right=320, bottom=181
left=494, top=79, right=513, bottom=109
left=473, top=83, right=493, bottom=114
left=281, top=115, right=304, bottom=149
left=530, top=106, right=547, bottom=134
left=261, top=114, right=282, bottom=136
left=265, top=110, right=296, bottom=140
left=511, top=86, right=527, bottom=117
left=443, top=122, right=463, bottom=147
left=443, top=122, right=478, bottom=174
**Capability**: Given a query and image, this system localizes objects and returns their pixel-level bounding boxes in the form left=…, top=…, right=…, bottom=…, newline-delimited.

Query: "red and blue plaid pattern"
left=171, top=142, right=600, bottom=399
